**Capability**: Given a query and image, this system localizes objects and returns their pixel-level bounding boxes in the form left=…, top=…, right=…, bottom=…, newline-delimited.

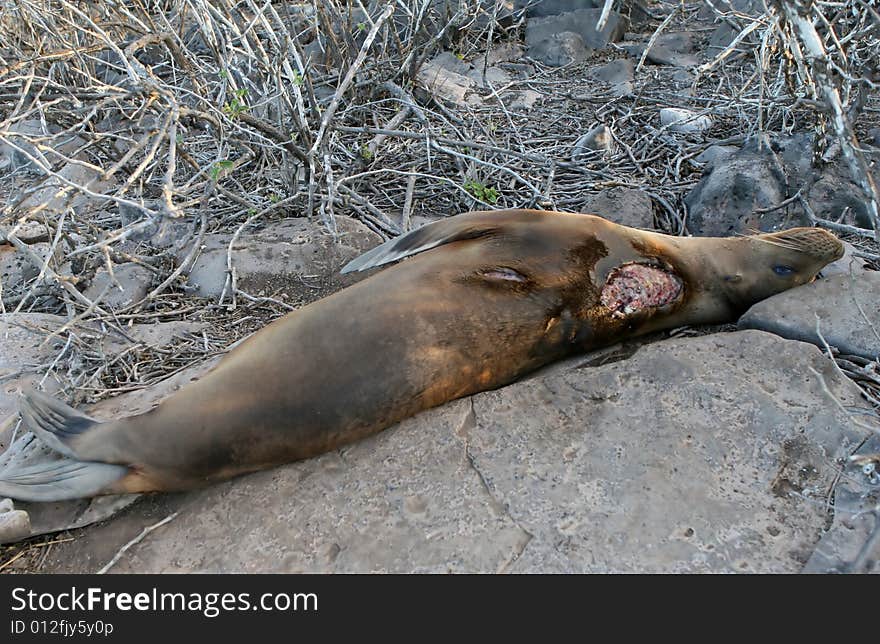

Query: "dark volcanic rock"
left=526, top=8, right=626, bottom=66
left=683, top=141, right=807, bottom=235
left=586, top=58, right=634, bottom=96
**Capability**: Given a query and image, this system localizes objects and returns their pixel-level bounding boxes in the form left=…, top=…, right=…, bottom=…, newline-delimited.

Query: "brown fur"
left=50, top=210, right=844, bottom=494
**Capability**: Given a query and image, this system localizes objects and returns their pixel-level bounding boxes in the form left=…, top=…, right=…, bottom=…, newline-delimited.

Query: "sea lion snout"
left=755, top=227, right=845, bottom=263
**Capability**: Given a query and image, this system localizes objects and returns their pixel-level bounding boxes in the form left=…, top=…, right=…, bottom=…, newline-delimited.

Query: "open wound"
left=600, top=263, right=683, bottom=317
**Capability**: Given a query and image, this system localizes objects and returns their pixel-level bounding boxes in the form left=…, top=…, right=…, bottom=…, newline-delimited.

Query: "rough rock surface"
left=36, top=331, right=870, bottom=573
left=739, top=272, right=880, bottom=360
left=579, top=187, right=654, bottom=229
left=182, top=215, right=382, bottom=300
left=18, top=162, right=115, bottom=215
left=526, top=8, right=626, bottom=66
left=660, top=107, right=712, bottom=134
left=586, top=58, right=634, bottom=96
left=803, top=435, right=880, bottom=573
left=628, top=32, right=700, bottom=67
left=683, top=141, right=807, bottom=235
left=84, top=262, right=154, bottom=310
left=0, top=313, right=67, bottom=425
left=416, top=55, right=478, bottom=106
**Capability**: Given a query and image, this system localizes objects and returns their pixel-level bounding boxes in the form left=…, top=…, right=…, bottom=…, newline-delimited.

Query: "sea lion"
left=0, top=209, right=843, bottom=501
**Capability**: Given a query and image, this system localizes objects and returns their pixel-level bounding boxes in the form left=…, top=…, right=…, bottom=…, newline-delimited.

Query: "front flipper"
left=341, top=211, right=515, bottom=273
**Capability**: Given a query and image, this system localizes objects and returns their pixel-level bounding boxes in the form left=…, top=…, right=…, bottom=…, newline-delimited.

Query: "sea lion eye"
left=772, top=265, right=795, bottom=276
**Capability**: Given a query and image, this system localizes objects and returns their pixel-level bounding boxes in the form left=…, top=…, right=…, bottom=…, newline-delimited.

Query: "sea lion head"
left=642, top=226, right=845, bottom=327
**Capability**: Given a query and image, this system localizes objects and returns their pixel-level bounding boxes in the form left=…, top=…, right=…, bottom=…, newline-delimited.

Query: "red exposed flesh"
left=600, top=263, right=683, bottom=316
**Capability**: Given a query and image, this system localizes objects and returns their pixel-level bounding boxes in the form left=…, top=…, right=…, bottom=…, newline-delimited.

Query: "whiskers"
left=740, top=227, right=845, bottom=261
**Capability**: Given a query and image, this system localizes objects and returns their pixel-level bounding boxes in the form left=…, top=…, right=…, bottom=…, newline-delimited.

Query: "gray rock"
left=768, top=133, right=876, bottom=229
left=467, top=331, right=868, bottom=572
left=638, top=31, right=700, bottom=67
left=416, top=56, right=477, bottom=106
left=803, top=435, right=880, bottom=573
left=517, top=0, right=651, bottom=23
left=0, top=120, right=86, bottom=175
left=706, top=0, right=765, bottom=53
left=486, top=43, right=526, bottom=65
left=527, top=31, right=591, bottom=66
left=466, top=64, right=511, bottom=89
left=0, top=508, right=30, bottom=543
left=580, top=187, right=654, bottom=229
left=0, top=220, right=50, bottom=244
left=84, top=263, right=154, bottom=310
left=586, top=58, right=634, bottom=96
left=807, top=168, right=874, bottom=229
left=517, top=0, right=602, bottom=16
left=18, top=161, right=115, bottom=215
left=509, top=90, right=544, bottom=110
left=526, top=8, right=627, bottom=65
left=428, top=51, right=472, bottom=76
left=738, top=272, right=880, bottom=360
left=660, top=107, right=712, bottom=134
left=683, top=142, right=808, bottom=235
left=694, top=144, right=738, bottom=169
left=0, top=242, right=59, bottom=306
left=182, top=216, right=382, bottom=301
left=37, top=330, right=870, bottom=572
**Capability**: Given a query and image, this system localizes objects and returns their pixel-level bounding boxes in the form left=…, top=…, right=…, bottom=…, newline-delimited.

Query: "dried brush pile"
left=0, top=0, right=877, bottom=401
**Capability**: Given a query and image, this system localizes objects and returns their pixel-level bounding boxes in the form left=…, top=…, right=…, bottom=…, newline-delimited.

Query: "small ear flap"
left=341, top=214, right=502, bottom=274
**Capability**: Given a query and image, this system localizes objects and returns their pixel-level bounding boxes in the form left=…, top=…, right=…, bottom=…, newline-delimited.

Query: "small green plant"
left=219, top=69, right=228, bottom=79
left=359, top=144, right=374, bottom=162
left=464, top=180, right=499, bottom=204
left=268, top=193, right=281, bottom=203
left=291, top=70, right=303, bottom=87
left=356, top=22, right=366, bottom=32
left=211, top=160, right=235, bottom=181
left=223, top=88, right=249, bottom=119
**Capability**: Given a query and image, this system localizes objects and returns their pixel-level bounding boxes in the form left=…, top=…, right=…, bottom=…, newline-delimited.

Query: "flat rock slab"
left=183, top=215, right=381, bottom=301
left=39, top=331, right=871, bottom=573
left=739, top=272, right=880, bottom=360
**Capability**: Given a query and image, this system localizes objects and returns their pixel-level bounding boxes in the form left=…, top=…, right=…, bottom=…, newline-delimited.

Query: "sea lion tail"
left=0, top=458, right=129, bottom=502
left=18, top=388, right=99, bottom=460
left=0, top=389, right=130, bottom=501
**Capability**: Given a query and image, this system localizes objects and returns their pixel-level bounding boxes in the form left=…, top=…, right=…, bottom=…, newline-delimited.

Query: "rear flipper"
left=0, top=458, right=129, bottom=502
left=18, top=388, right=101, bottom=460
left=0, top=389, right=131, bottom=502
